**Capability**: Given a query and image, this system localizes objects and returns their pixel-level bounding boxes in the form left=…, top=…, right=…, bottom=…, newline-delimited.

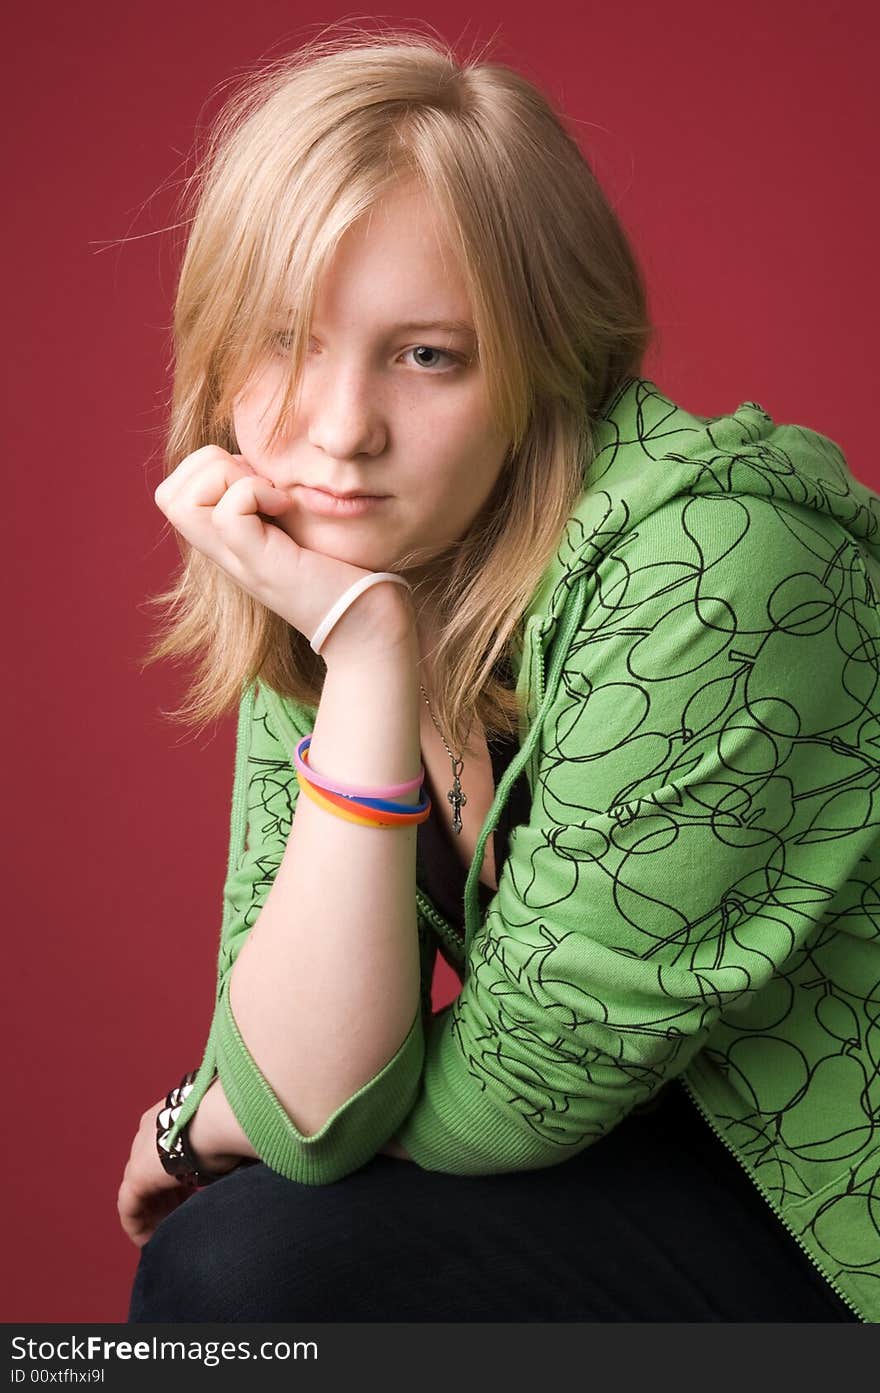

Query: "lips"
left=293, top=485, right=388, bottom=517
left=311, top=487, right=386, bottom=499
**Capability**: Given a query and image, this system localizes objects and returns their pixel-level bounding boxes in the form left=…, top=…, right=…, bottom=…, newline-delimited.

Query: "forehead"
left=309, top=184, right=472, bottom=312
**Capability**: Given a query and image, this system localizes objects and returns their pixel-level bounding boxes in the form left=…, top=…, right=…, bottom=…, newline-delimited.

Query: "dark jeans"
left=128, top=1082, right=858, bottom=1322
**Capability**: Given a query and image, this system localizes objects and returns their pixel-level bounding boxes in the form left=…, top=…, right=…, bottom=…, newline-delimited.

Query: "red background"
left=4, top=0, right=877, bottom=1322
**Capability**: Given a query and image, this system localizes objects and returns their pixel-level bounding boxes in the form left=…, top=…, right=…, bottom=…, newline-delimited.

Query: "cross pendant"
left=447, top=757, right=467, bottom=835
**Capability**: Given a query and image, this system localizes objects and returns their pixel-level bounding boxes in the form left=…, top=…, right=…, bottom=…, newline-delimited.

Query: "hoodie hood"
left=515, top=375, right=880, bottom=721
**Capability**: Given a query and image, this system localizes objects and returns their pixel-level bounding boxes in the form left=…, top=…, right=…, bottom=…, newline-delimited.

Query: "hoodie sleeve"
left=394, top=491, right=880, bottom=1173
left=163, top=678, right=434, bottom=1185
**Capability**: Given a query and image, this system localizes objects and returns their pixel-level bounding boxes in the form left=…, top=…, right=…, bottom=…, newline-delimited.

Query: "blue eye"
left=401, top=345, right=462, bottom=371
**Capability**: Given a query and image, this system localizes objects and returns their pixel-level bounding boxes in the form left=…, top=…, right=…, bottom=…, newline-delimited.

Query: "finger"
left=209, top=475, right=302, bottom=592
left=154, top=444, right=228, bottom=506
left=212, top=473, right=291, bottom=520
left=177, top=462, right=291, bottom=527
left=210, top=475, right=297, bottom=568
left=157, top=459, right=275, bottom=567
left=117, top=1174, right=189, bottom=1246
left=120, top=1211, right=151, bottom=1248
left=117, top=1184, right=152, bottom=1247
left=166, top=456, right=251, bottom=514
left=155, top=445, right=256, bottom=511
left=117, top=1162, right=181, bottom=1214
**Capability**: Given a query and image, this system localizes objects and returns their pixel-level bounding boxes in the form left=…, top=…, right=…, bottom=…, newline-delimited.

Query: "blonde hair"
left=143, top=22, right=653, bottom=750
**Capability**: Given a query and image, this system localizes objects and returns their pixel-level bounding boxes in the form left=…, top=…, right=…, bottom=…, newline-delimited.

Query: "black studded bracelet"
left=155, top=1070, right=228, bottom=1186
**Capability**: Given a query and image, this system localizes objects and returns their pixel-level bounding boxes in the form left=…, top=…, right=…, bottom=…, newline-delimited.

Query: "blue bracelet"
left=294, top=736, right=431, bottom=815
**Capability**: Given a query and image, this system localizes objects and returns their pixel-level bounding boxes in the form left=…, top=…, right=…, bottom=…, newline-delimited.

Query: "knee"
left=127, top=1188, right=228, bottom=1322
left=126, top=1155, right=415, bottom=1324
left=126, top=1161, right=360, bottom=1323
left=127, top=1169, right=285, bottom=1323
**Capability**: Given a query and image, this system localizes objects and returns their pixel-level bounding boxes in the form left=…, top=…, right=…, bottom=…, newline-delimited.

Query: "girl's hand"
left=116, top=1095, right=238, bottom=1250
left=153, top=445, right=414, bottom=661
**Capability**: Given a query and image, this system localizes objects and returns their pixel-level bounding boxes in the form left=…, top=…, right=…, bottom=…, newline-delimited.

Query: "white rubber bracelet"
left=309, top=572, right=413, bottom=655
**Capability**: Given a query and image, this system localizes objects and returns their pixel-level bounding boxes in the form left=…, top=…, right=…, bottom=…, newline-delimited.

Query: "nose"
left=306, top=365, right=386, bottom=461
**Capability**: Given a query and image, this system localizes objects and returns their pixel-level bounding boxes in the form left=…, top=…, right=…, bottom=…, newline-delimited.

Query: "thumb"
left=230, top=457, right=291, bottom=513
left=254, top=479, right=294, bottom=514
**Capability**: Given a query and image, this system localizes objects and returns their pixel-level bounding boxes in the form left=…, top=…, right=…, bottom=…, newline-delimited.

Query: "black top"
left=416, top=725, right=532, bottom=934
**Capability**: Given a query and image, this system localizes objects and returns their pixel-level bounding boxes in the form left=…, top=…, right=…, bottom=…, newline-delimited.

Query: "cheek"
left=231, top=408, right=278, bottom=482
left=231, top=378, right=276, bottom=456
left=232, top=396, right=260, bottom=440
left=429, top=442, right=503, bottom=507
left=410, top=457, right=499, bottom=548
left=231, top=403, right=253, bottom=453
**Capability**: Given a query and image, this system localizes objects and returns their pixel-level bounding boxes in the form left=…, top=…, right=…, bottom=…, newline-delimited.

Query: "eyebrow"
left=297, top=316, right=477, bottom=339
left=391, top=319, right=476, bottom=337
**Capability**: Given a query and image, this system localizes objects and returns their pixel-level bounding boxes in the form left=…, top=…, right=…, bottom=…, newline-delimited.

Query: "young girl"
left=119, top=29, right=877, bottom=1323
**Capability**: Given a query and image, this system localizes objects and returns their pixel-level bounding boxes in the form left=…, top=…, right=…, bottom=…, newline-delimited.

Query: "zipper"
left=677, top=1074, right=866, bottom=1322
left=417, top=886, right=464, bottom=955
left=418, top=596, right=564, bottom=963
left=419, top=629, right=545, bottom=962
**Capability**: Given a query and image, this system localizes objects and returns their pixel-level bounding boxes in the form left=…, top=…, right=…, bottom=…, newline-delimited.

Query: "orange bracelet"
left=295, top=769, right=432, bottom=827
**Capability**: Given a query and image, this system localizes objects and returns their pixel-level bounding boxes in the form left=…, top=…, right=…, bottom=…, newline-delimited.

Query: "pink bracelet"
left=293, top=734, right=425, bottom=798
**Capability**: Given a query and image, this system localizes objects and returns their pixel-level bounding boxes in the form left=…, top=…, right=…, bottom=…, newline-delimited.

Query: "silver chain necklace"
left=418, top=681, right=474, bottom=836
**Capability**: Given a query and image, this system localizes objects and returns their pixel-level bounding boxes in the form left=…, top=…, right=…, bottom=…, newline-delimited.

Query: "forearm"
left=212, top=587, right=423, bottom=1145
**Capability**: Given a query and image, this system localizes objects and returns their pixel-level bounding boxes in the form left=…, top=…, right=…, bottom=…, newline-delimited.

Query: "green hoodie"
left=166, top=376, right=880, bottom=1323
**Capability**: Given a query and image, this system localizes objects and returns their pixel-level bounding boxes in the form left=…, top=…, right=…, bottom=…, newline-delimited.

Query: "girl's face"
left=231, top=180, right=510, bottom=581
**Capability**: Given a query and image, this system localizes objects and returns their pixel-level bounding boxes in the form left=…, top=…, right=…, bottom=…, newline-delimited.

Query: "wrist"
left=185, top=1077, right=258, bottom=1170
left=319, top=581, right=417, bottom=669
left=183, top=1127, right=239, bottom=1175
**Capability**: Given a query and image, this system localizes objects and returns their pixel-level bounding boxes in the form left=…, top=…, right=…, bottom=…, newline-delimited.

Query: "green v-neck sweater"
left=166, top=376, right=880, bottom=1323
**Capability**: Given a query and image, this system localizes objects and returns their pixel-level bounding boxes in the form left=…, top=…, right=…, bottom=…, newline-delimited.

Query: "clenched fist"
left=154, top=445, right=414, bottom=662
left=116, top=1096, right=238, bottom=1249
